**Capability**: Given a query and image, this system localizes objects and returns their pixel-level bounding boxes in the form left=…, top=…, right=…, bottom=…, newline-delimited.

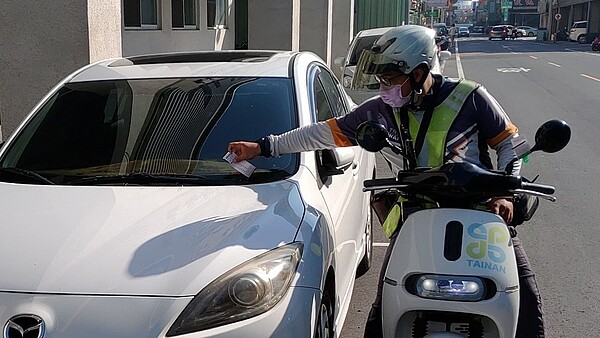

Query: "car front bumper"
left=0, top=287, right=321, bottom=338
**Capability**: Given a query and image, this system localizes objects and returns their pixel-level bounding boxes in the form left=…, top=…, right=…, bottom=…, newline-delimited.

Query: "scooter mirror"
left=356, top=121, right=389, bottom=152
left=531, top=119, right=571, bottom=153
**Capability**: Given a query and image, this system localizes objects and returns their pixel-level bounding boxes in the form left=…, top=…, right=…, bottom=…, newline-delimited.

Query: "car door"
left=308, top=64, right=370, bottom=296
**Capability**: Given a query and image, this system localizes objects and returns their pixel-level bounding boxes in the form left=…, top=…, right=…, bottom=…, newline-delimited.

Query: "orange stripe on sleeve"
left=326, top=118, right=354, bottom=147
left=488, top=123, right=518, bottom=147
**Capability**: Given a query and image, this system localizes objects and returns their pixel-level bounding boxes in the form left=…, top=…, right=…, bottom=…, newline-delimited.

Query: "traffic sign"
left=554, top=13, right=561, bottom=20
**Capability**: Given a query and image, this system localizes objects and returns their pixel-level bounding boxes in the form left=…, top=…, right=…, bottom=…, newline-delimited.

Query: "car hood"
left=0, top=181, right=305, bottom=296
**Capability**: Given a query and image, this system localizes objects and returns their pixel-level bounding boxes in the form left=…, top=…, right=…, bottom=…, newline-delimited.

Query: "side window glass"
left=317, top=68, right=347, bottom=117
left=313, top=75, right=334, bottom=122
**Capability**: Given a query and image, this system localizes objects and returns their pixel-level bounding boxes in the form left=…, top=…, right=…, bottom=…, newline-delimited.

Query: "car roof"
left=356, top=27, right=394, bottom=37
left=68, top=51, right=308, bottom=83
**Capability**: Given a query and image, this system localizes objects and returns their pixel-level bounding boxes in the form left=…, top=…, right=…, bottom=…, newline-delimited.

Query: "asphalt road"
left=340, top=35, right=600, bottom=338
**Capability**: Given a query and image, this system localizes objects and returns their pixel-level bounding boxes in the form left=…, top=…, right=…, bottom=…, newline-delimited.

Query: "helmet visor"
left=351, top=49, right=408, bottom=91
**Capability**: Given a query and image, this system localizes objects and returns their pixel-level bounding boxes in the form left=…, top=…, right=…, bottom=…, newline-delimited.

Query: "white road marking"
left=581, top=73, right=600, bottom=82
left=529, top=55, right=538, bottom=59
left=455, top=40, right=465, bottom=79
left=497, top=67, right=531, bottom=73
left=548, top=62, right=562, bottom=67
left=374, top=242, right=390, bottom=247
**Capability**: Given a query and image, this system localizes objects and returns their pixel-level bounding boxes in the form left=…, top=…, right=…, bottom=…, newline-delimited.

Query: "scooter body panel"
left=382, top=208, right=519, bottom=337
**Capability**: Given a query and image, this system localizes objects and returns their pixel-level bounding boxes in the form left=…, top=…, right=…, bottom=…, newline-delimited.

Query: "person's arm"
left=472, top=86, right=521, bottom=223
left=227, top=98, right=392, bottom=162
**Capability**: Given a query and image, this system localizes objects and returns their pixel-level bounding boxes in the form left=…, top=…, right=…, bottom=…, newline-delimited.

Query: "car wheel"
left=528, top=32, right=535, bottom=37
left=578, top=35, right=587, bottom=44
left=356, top=199, right=374, bottom=277
left=488, top=37, right=492, bottom=40
left=315, top=292, right=333, bottom=338
left=517, top=32, right=522, bottom=37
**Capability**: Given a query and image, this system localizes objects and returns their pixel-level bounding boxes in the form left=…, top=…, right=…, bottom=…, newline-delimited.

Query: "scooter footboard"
left=382, top=208, right=519, bottom=338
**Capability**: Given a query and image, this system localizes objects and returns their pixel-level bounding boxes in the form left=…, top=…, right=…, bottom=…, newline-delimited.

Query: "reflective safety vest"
left=381, top=79, right=480, bottom=237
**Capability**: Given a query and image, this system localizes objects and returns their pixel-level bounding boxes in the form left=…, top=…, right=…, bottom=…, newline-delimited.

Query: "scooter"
left=356, top=119, right=571, bottom=337
left=592, top=35, right=600, bottom=51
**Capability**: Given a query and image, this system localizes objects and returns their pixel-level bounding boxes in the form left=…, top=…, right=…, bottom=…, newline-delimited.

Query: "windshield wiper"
left=66, top=172, right=207, bottom=186
left=0, top=167, right=55, bottom=185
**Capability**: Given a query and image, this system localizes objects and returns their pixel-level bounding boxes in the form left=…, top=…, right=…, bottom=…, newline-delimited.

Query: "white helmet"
left=352, top=25, right=438, bottom=90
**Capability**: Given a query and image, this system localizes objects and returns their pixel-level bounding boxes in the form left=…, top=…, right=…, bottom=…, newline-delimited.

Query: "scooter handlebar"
left=520, top=181, right=555, bottom=195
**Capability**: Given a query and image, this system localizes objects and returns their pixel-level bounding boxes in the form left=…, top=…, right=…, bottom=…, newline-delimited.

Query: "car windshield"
left=0, top=77, right=299, bottom=185
left=348, top=35, right=381, bottom=66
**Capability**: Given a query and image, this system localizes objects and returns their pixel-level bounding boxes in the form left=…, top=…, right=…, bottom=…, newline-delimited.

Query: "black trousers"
left=364, top=229, right=546, bottom=338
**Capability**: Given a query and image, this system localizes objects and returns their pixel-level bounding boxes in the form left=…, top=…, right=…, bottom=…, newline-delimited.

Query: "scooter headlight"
left=414, top=274, right=485, bottom=301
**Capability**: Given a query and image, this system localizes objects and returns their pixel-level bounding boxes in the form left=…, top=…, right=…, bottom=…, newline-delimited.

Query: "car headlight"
left=414, top=274, right=485, bottom=301
left=166, top=242, right=303, bottom=336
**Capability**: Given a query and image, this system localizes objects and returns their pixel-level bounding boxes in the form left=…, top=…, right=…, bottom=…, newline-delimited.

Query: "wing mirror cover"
left=531, top=119, right=571, bottom=154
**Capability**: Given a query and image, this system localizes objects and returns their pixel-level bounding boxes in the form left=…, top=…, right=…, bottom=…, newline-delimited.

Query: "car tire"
left=488, top=37, right=492, bottom=40
left=356, top=199, right=373, bottom=277
left=315, top=291, right=334, bottom=338
left=578, top=35, right=587, bottom=44
left=528, top=32, right=535, bottom=37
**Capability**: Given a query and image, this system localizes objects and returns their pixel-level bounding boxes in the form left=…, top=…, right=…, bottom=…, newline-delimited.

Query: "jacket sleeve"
left=472, top=86, right=521, bottom=175
left=262, top=97, right=393, bottom=157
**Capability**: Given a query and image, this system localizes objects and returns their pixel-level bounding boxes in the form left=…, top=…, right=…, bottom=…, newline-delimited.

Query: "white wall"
left=88, top=0, right=123, bottom=62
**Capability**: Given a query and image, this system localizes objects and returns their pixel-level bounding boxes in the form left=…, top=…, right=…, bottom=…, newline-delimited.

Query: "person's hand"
left=487, top=197, right=514, bottom=224
left=227, top=141, right=261, bottom=163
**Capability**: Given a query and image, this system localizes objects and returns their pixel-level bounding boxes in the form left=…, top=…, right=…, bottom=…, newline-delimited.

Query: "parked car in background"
left=489, top=25, right=512, bottom=40
left=0, top=50, right=376, bottom=337
left=458, top=26, right=470, bottom=37
left=472, top=25, right=485, bottom=34
left=334, top=27, right=392, bottom=104
left=516, top=25, right=538, bottom=37
left=335, top=27, right=449, bottom=104
left=569, top=21, right=588, bottom=43
left=433, top=22, right=449, bottom=37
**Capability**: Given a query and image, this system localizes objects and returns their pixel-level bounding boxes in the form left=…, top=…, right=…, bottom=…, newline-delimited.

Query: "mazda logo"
left=3, top=314, right=45, bottom=338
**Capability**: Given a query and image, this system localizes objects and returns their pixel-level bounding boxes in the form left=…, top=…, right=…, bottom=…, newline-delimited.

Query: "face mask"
left=379, top=78, right=410, bottom=108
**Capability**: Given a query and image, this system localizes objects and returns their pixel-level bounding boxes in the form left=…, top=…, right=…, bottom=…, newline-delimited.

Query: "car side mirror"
left=530, top=119, right=571, bottom=153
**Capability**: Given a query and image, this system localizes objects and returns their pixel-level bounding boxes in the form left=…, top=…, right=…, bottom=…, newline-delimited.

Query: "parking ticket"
left=223, top=152, right=256, bottom=178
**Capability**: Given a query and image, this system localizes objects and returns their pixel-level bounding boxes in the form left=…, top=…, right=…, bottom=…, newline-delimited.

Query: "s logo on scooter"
left=465, top=223, right=508, bottom=273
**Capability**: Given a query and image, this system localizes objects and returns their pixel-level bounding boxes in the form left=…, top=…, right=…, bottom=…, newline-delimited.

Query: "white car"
left=515, top=25, right=537, bottom=37
left=334, top=27, right=394, bottom=104
left=569, top=20, right=588, bottom=43
left=334, top=26, right=449, bottom=105
left=0, top=51, right=375, bottom=337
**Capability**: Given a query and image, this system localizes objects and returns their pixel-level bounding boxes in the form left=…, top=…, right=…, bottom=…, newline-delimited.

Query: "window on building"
left=207, top=0, right=227, bottom=28
left=172, top=0, right=197, bottom=28
left=124, top=0, right=158, bottom=28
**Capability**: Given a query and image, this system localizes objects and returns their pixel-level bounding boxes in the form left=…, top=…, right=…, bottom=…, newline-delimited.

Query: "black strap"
left=400, top=105, right=435, bottom=165
left=399, top=107, right=417, bottom=169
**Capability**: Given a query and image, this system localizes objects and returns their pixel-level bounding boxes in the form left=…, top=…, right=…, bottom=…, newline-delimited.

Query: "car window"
left=316, top=68, right=347, bottom=118
left=348, top=35, right=380, bottom=66
left=574, top=22, right=586, bottom=28
left=314, top=75, right=334, bottom=121
left=0, top=77, right=299, bottom=184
